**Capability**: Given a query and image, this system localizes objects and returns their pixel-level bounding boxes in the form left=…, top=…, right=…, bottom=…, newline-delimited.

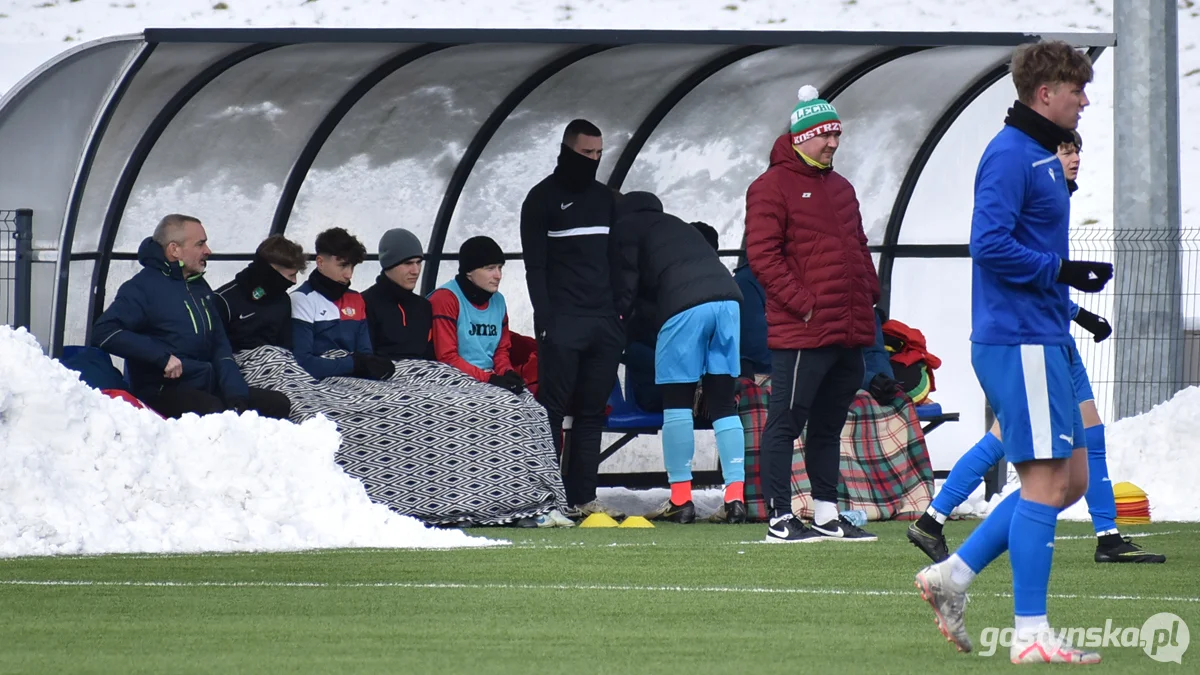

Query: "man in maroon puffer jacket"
left=745, top=85, right=881, bottom=543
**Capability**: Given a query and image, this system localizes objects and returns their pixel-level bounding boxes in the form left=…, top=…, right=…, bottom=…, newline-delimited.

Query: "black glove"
left=489, top=372, right=525, bottom=395
left=867, top=373, right=902, bottom=407
left=1056, top=259, right=1113, bottom=293
left=1073, top=307, right=1112, bottom=343
left=352, top=353, right=395, bottom=380
left=225, top=397, right=249, bottom=414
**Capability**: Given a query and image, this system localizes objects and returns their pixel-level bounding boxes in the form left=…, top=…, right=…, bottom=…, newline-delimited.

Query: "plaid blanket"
left=790, top=389, right=934, bottom=521
left=736, top=376, right=771, bottom=521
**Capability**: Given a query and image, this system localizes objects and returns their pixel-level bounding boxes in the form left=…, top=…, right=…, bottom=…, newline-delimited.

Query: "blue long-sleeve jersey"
left=969, top=125, right=1073, bottom=346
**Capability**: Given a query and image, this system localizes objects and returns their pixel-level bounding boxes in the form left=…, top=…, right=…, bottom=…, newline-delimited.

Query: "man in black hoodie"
left=612, top=192, right=746, bottom=524
left=363, top=228, right=434, bottom=361
left=214, top=235, right=306, bottom=352
left=520, top=119, right=623, bottom=517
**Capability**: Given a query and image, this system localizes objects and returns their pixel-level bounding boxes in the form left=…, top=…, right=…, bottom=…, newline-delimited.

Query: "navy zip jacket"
left=92, top=237, right=250, bottom=400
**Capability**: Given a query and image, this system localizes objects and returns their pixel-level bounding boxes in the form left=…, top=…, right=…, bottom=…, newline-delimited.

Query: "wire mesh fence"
left=0, top=209, right=32, bottom=330
left=1069, top=226, right=1199, bottom=422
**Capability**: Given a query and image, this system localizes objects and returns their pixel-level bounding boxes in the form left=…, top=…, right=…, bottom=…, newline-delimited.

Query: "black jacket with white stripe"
left=520, top=172, right=619, bottom=334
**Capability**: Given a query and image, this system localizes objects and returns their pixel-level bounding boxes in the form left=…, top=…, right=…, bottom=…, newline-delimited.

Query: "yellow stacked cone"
left=1113, top=481, right=1151, bottom=525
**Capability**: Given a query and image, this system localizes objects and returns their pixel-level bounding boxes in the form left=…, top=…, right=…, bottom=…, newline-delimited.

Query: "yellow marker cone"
left=579, top=512, right=620, bottom=528
left=618, top=515, right=655, bottom=529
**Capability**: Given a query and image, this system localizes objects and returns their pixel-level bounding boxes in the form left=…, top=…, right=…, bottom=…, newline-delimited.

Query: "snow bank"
left=0, top=326, right=502, bottom=556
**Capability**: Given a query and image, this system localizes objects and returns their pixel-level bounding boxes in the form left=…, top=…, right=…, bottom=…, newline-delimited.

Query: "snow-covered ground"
left=0, top=326, right=500, bottom=556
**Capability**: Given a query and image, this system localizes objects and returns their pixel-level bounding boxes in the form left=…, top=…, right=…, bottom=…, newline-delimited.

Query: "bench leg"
left=598, top=433, right=640, bottom=465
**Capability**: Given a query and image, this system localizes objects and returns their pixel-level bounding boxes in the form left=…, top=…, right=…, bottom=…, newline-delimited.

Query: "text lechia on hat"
left=790, top=85, right=841, bottom=145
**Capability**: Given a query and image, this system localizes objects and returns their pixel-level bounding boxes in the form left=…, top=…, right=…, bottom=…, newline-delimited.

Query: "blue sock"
left=1010, top=498, right=1060, bottom=617
left=956, top=488, right=1020, bottom=573
left=1084, top=424, right=1118, bottom=534
left=662, top=408, right=695, bottom=484
left=712, top=415, right=746, bottom=484
left=932, top=433, right=1005, bottom=517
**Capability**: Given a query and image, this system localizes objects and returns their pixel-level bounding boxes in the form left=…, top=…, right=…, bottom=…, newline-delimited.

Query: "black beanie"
left=459, top=236, right=504, bottom=274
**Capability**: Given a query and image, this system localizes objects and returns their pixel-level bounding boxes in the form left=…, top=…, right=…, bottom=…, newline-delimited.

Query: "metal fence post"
left=13, top=208, right=33, bottom=331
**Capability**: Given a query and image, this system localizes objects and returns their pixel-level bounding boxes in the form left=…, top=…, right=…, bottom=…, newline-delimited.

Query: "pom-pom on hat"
left=790, top=85, right=841, bottom=145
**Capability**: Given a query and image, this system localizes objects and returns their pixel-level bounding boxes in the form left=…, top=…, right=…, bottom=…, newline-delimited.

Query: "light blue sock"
left=662, top=408, right=695, bottom=484
left=1010, top=498, right=1060, bottom=617
left=957, top=489, right=1020, bottom=574
left=931, top=432, right=1005, bottom=517
left=1084, top=424, right=1118, bottom=535
left=712, top=415, right=746, bottom=484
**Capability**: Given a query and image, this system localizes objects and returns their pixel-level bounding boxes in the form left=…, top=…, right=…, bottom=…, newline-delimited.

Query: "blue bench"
left=597, top=378, right=959, bottom=489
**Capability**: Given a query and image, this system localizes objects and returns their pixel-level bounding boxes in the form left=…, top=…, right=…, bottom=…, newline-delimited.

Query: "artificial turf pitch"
left=0, top=520, right=1195, bottom=674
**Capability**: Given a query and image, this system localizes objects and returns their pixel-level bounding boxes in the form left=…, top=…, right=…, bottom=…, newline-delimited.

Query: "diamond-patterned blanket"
left=234, top=346, right=567, bottom=526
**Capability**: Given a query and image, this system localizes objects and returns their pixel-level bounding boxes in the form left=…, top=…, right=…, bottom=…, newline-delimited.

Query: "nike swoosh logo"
left=768, top=526, right=790, bottom=538
left=239, top=313, right=255, bottom=320
left=560, top=202, right=573, bottom=210
left=812, top=524, right=844, bottom=537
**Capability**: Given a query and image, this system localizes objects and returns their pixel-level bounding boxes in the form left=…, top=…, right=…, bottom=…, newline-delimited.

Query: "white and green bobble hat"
left=790, top=85, right=842, bottom=145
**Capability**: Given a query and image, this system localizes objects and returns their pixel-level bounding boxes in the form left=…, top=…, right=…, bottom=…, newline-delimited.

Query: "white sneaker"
left=1010, top=629, right=1101, bottom=664
left=914, top=563, right=972, bottom=652
left=533, top=509, right=575, bottom=528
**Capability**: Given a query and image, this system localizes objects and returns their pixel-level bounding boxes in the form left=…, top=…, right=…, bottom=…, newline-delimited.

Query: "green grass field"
left=0, top=520, right=1195, bottom=674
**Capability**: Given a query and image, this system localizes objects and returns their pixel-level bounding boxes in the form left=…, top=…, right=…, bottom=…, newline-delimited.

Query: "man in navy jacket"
left=92, top=214, right=290, bottom=419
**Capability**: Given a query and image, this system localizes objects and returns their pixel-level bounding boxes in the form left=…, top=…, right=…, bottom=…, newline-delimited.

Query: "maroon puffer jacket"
left=745, top=134, right=880, bottom=350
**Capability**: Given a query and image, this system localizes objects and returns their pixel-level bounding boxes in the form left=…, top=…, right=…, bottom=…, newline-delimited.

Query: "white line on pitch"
left=1, top=579, right=1197, bottom=604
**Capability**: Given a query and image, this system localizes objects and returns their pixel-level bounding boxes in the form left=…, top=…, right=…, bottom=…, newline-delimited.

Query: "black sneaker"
left=709, top=500, right=748, bottom=524
left=764, top=513, right=823, bottom=543
left=811, top=515, right=878, bottom=541
left=908, top=520, right=950, bottom=562
left=647, top=499, right=696, bottom=524
left=1095, top=535, right=1166, bottom=563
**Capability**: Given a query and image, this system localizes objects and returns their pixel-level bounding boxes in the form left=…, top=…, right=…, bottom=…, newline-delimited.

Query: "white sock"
left=1096, top=528, right=1119, bottom=537
left=1015, top=615, right=1050, bottom=642
left=945, top=554, right=977, bottom=592
left=813, top=500, right=839, bottom=526
left=926, top=506, right=948, bottom=524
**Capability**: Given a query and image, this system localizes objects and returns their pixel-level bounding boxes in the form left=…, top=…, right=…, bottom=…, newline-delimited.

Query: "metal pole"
left=13, top=208, right=32, bottom=331
left=1113, top=0, right=1183, bottom=419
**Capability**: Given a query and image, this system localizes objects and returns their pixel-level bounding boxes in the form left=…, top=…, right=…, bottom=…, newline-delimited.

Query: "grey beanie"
left=378, top=228, right=424, bottom=270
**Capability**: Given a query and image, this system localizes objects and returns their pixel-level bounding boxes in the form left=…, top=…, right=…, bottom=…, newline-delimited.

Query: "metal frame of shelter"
left=0, top=28, right=1113, bottom=357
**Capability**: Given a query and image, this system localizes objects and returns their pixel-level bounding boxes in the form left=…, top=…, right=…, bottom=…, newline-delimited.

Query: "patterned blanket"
left=789, top=389, right=934, bottom=522
left=234, top=346, right=567, bottom=526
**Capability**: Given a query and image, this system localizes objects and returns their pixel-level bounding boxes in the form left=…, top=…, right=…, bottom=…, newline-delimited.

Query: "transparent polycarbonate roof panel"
left=61, top=260, right=95, bottom=347
left=827, top=46, right=1012, bottom=245
left=70, top=43, right=244, bottom=254
left=619, top=45, right=879, bottom=250
left=888, top=256, right=983, bottom=470
left=112, top=43, right=404, bottom=254
left=445, top=44, right=728, bottom=252
left=286, top=44, right=566, bottom=256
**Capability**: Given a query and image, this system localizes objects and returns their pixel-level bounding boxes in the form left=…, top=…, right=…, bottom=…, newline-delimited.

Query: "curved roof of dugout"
left=0, top=28, right=1112, bottom=353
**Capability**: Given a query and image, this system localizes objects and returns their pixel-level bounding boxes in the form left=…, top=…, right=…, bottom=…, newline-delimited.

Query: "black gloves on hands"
left=1057, top=259, right=1113, bottom=293
left=488, top=371, right=526, bottom=395
left=352, top=352, right=396, bottom=381
left=1073, top=307, right=1112, bottom=343
left=867, top=373, right=902, bottom=407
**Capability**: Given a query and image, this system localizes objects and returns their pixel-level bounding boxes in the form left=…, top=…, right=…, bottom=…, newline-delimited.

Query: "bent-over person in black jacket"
left=612, top=192, right=746, bottom=525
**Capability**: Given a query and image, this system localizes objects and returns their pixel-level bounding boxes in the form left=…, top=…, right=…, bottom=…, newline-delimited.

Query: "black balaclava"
left=553, top=143, right=600, bottom=192
left=238, top=255, right=295, bottom=302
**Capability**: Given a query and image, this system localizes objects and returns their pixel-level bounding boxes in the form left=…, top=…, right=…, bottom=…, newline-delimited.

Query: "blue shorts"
left=972, top=343, right=1086, bottom=463
left=1066, top=340, right=1095, bottom=404
left=655, top=300, right=741, bottom=384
